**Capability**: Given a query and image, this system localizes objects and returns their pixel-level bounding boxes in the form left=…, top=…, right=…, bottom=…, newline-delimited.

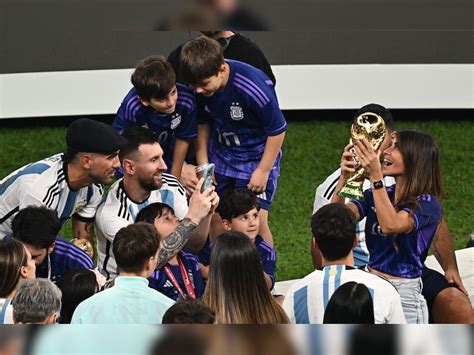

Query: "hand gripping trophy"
left=337, top=112, right=386, bottom=200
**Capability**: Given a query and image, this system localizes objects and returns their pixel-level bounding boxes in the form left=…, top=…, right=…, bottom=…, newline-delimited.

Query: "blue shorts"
left=421, top=266, right=455, bottom=322
left=214, top=173, right=278, bottom=210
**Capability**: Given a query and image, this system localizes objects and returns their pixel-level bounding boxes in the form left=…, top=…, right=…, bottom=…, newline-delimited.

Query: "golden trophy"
left=337, top=112, right=386, bottom=200
left=72, top=238, right=95, bottom=259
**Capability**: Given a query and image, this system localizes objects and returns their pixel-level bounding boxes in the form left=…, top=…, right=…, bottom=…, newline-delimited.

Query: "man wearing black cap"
left=0, top=118, right=127, bottom=243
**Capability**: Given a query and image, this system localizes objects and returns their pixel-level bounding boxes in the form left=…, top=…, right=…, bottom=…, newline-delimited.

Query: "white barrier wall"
left=1, top=64, right=473, bottom=119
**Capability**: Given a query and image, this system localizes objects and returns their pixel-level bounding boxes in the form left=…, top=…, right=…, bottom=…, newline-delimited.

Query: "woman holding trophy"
left=332, top=116, right=443, bottom=324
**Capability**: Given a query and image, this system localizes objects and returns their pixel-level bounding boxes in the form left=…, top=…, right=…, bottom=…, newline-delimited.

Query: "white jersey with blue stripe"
left=95, top=174, right=188, bottom=278
left=313, top=168, right=395, bottom=268
left=282, top=265, right=406, bottom=324
left=0, top=154, right=103, bottom=238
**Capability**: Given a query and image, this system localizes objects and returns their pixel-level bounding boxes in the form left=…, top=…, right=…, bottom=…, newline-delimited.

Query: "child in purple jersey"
left=180, top=36, right=287, bottom=247
left=217, top=189, right=276, bottom=290
left=136, top=203, right=205, bottom=300
left=113, top=56, right=198, bottom=181
left=333, top=129, right=444, bottom=324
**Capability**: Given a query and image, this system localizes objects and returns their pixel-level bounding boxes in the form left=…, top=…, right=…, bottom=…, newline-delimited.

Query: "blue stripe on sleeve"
left=293, top=286, right=310, bottom=324
left=0, top=163, right=50, bottom=196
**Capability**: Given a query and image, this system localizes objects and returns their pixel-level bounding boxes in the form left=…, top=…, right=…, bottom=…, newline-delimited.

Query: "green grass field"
left=1, top=120, right=473, bottom=281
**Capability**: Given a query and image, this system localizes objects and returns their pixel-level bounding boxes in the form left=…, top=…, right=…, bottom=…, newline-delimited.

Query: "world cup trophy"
left=337, top=112, right=386, bottom=200
left=72, top=238, right=95, bottom=259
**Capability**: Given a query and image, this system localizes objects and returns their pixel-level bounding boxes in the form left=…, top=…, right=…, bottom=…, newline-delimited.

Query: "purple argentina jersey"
left=197, top=60, right=287, bottom=180
left=148, top=251, right=205, bottom=301
left=351, top=186, right=442, bottom=278
left=255, top=235, right=277, bottom=288
left=113, top=83, right=198, bottom=169
left=37, top=237, right=93, bottom=281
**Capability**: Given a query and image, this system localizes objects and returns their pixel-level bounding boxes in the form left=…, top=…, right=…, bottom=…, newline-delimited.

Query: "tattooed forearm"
left=157, top=218, right=197, bottom=269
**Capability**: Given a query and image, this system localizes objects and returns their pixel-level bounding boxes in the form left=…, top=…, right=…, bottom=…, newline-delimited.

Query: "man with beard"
left=95, top=127, right=218, bottom=279
left=0, top=118, right=126, bottom=246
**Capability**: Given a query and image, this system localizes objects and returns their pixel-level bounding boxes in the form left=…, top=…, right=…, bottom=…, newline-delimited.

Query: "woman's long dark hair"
left=396, top=129, right=444, bottom=210
left=0, top=239, right=28, bottom=298
left=323, top=282, right=375, bottom=324
left=203, top=232, right=288, bottom=324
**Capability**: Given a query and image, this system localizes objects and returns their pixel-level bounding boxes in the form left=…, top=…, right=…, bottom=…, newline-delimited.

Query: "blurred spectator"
left=71, top=223, right=175, bottom=324
left=136, top=203, right=205, bottom=301
left=203, top=232, right=288, bottom=324
left=55, top=269, right=100, bottom=324
left=12, top=279, right=61, bottom=324
left=162, top=297, right=215, bottom=324
left=11, top=206, right=93, bottom=281
left=0, top=239, right=36, bottom=324
left=282, top=203, right=406, bottom=324
left=323, top=282, right=375, bottom=324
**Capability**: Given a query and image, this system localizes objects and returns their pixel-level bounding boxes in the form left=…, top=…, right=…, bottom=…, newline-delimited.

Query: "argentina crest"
left=230, top=102, right=244, bottom=121
left=170, top=114, right=182, bottom=129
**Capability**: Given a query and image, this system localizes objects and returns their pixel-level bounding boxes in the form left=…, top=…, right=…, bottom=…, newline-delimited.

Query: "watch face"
left=373, top=180, right=384, bottom=189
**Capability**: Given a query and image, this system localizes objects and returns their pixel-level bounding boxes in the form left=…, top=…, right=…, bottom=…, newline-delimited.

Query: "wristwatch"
left=371, top=179, right=385, bottom=190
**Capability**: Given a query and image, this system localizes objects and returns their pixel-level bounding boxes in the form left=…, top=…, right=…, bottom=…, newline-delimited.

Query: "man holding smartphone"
left=94, top=127, right=219, bottom=279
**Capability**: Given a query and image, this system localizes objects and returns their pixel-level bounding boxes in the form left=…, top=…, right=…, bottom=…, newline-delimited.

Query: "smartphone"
left=195, top=163, right=215, bottom=193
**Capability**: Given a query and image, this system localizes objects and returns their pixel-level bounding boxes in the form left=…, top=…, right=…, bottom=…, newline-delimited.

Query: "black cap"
left=66, top=118, right=128, bottom=154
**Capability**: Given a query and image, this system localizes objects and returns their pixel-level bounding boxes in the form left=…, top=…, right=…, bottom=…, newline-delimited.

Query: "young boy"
left=179, top=36, right=287, bottom=246
left=136, top=203, right=205, bottom=301
left=217, top=189, right=276, bottom=290
left=113, top=56, right=197, bottom=180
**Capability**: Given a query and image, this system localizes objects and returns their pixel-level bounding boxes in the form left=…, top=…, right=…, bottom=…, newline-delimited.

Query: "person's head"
left=12, top=279, right=62, bottom=324
left=311, top=203, right=357, bottom=262
left=180, top=36, right=227, bottom=96
left=131, top=56, right=178, bottom=114
left=323, top=282, right=375, bottom=324
left=203, top=232, right=288, bottom=324
left=353, top=103, right=395, bottom=153
left=119, top=127, right=167, bottom=191
left=136, top=203, right=179, bottom=239
left=55, top=269, right=100, bottom=324
left=383, top=129, right=443, bottom=208
left=218, top=189, right=261, bottom=241
left=0, top=239, right=36, bottom=298
left=11, top=206, right=61, bottom=266
left=63, top=118, right=126, bottom=184
left=113, top=222, right=160, bottom=276
left=162, top=298, right=215, bottom=324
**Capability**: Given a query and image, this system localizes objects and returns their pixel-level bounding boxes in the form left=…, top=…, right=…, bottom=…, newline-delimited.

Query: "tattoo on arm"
left=157, top=218, right=197, bottom=269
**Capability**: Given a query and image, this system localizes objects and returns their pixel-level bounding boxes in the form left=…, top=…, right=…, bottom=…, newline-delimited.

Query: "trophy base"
left=337, top=183, right=364, bottom=201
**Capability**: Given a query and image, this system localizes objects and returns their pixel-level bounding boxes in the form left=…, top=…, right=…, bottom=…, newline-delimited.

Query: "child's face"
left=143, top=86, right=178, bottom=114
left=153, top=208, right=179, bottom=239
left=224, top=207, right=260, bottom=241
left=192, top=64, right=227, bottom=97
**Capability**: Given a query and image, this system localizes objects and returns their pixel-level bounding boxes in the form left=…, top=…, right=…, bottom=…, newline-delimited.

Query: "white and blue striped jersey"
left=0, top=154, right=103, bottom=238
left=313, top=168, right=395, bottom=268
left=282, top=265, right=406, bottom=324
left=95, top=174, right=188, bottom=278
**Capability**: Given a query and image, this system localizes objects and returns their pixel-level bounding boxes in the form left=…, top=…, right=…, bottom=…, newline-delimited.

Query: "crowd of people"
left=0, top=32, right=472, bottom=325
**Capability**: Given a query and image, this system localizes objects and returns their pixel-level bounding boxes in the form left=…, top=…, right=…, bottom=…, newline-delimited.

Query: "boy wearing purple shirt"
left=217, top=189, right=276, bottom=290
left=180, top=36, right=287, bottom=246
left=113, top=56, right=197, bottom=179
